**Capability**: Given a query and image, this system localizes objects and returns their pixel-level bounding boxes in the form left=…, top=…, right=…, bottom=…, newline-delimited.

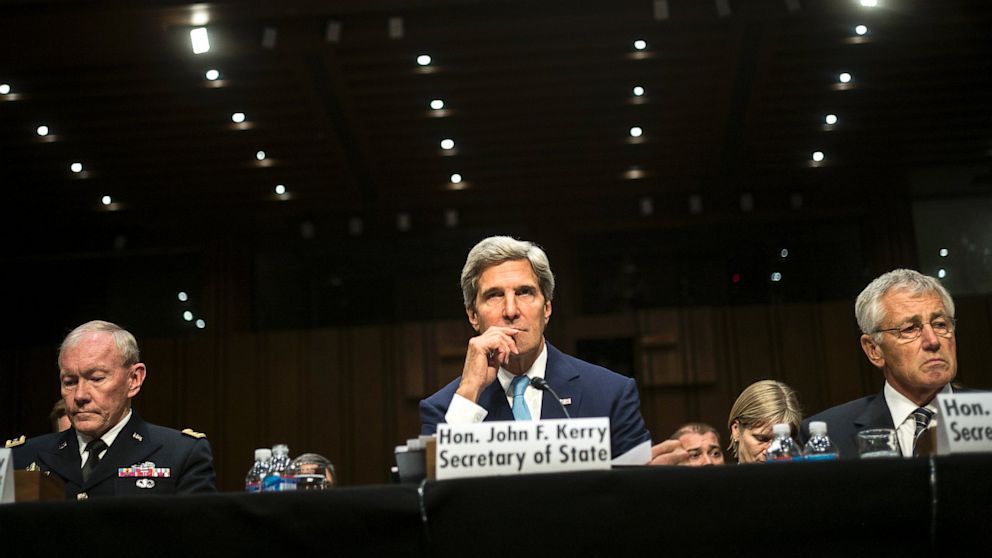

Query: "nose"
left=920, top=323, right=941, bottom=350
left=700, top=454, right=714, bottom=466
left=74, top=380, right=92, bottom=405
left=502, top=293, right=520, bottom=322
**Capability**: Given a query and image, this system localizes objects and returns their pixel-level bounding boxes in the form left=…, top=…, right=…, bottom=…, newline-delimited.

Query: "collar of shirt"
left=497, top=341, right=548, bottom=419
left=76, top=408, right=133, bottom=464
left=884, top=382, right=951, bottom=457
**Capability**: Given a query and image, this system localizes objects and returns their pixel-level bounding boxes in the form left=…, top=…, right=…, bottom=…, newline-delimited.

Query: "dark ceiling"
left=2, top=0, right=990, bottom=231
left=0, top=0, right=991, bottom=340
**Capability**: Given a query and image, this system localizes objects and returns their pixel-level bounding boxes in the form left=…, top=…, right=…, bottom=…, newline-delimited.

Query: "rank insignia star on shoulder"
left=4, top=435, right=25, bottom=448
left=182, top=428, right=206, bottom=439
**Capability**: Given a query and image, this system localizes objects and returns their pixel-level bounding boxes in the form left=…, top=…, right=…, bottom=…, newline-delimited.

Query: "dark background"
left=1, top=0, right=990, bottom=490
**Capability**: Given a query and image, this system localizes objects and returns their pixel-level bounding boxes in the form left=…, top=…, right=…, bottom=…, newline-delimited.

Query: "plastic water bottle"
left=766, top=423, right=802, bottom=463
left=262, top=443, right=296, bottom=492
left=245, top=448, right=272, bottom=492
left=803, top=421, right=839, bottom=462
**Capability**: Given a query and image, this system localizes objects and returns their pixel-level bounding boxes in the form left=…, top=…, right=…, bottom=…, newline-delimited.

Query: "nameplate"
left=435, top=418, right=611, bottom=481
left=936, top=393, right=992, bottom=454
left=0, top=449, right=13, bottom=504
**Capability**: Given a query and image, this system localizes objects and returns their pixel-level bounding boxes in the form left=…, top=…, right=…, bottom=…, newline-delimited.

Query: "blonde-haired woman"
left=727, top=380, right=802, bottom=463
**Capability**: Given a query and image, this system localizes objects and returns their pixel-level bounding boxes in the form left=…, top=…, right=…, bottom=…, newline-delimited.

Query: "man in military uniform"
left=6, top=320, right=215, bottom=499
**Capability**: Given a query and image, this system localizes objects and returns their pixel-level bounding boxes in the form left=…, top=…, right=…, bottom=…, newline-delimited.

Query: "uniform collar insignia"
left=4, top=435, right=25, bottom=448
left=132, top=432, right=143, bottom=442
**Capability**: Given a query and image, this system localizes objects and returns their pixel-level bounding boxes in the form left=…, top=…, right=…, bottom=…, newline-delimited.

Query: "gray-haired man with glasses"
left=801, top=269, right=960, bottom=458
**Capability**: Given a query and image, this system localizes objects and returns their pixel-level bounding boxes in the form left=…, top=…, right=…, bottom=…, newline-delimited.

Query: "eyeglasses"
left=874, top=317, right=956, bottom=341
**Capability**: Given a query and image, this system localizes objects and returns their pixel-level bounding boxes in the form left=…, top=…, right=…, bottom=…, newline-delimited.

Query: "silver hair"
left=460, top=236, right=555, bottom=309
left=855, top=269, right=955, bottom=342
left=59, top=320, right=141, bottom=368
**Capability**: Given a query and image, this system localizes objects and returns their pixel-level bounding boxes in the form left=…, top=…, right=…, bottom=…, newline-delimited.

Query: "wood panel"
left=4, top=296, right=992, bottom=490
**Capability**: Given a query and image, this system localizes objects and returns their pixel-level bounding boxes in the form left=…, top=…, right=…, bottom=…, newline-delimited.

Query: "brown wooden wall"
left=4, top=296, right=990, bottom=491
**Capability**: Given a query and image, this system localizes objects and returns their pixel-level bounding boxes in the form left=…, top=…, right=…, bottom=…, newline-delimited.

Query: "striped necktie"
left=511, top=375, right=532, bottom=420
left=912, top=407, right=934, bottom=456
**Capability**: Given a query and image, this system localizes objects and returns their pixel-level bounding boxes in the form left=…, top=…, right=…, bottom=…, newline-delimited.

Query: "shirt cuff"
left=444, top=393, right=489, bottom=424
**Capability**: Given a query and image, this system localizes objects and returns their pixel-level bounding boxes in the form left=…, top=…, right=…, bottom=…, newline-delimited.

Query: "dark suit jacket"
left=419, top=342, right=651, bottom=457
left=800, top=390, right=895, bottom=460
left=12, top=411, right=216, bottom=499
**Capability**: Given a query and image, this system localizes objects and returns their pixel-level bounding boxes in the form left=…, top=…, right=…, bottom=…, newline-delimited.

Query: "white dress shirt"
left=76, top=409, right=132, bottom=466
left=884, top=382, right=952, bottom=457
left=444, top=342, right=549, bottom=424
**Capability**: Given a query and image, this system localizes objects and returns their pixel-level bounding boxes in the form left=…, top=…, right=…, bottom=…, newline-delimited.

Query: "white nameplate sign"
left=936, top=393, right=992, bottom=455
left=436, top=418, right=611, bottom=480
left=0, top=448, right=14, bottom=504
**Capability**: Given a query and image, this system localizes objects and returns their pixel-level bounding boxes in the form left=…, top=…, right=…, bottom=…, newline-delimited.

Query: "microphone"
left=529, top=376, right=571, bottom=419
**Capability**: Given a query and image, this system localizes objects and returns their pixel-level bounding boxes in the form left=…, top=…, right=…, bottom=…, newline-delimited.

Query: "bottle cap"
left=272, top=443, right=290, bottom=455
left=254, top=448, right=272, bottom=460
left=808, top=421, right=828, bottom=436
left=772, top=423, right=792, bottom=436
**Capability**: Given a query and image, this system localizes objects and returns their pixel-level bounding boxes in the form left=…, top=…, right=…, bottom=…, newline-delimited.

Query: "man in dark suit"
left=7, top=320, right=215, bottom=499
left=419, top=236, right=653, bottom=459
left=802, top=269, right=959, bottom=459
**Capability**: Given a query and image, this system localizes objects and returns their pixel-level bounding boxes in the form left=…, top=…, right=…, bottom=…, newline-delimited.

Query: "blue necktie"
left=511, top=375, right=532, bottom=420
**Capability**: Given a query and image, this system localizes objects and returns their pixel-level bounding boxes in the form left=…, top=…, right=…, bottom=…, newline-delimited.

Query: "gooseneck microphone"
left=529, top=376, right=571, bottom=419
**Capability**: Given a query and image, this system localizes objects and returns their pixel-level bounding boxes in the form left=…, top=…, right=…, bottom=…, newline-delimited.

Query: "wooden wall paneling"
left=433, top=319, right=473, bottom=392
left=637, top=309, right=681, bottom=387
left=259, top=331, right=303, bottom=464
left=681, top=307, right=719, bottom=385
left=137, top=338, right=180, bottom=430
left=397, top=322, right=428, bottom=400
left=727, top=305, right=778, bottom=387
left=223, top=332, right=262, bottom=492
left=955, top=296, right=992, bottom=390
left=774, top=303, right=824, bottom=415
left=811, top=301, right=865, bottom=414
left=181, top=334, right=224, bottom=485
left=346, top=326, right=390, bottom=485
left=305, top=328, right=347, bottom=484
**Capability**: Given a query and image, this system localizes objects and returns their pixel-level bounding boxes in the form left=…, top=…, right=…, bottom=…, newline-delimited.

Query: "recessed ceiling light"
left=183, top=311, right=194, bottom=321
left=938, top=268, right=947, bottom=278
left=255, top=150, right=266, bottom=161
left=629, top=126, right=643, bottom=137
left=101, top=195, right=112, bottom=205
left=633, top=39, right=647, bottom=50
left=231, top=112, right=245, bottom=123
left=178, top=291, right=189, bottom=302
left=430, top=99, right=444, bottom=110
left=70, top=162, right=83, bottom=173
left=838, top=72, right=852, bottom=84
left=632, top=86, right=645, bottom=96
left=440, top=138, right=455, bottom=150
left=205, top=69, right=220, bottom=80
left=36, top=125, right=49, bottom=136
left=195, top=319, right=206, bottom=329
left=0, top=84, right=10, bottom=95
left=939, top=248, right=949, bottom=257
left=275, top=184, right=286, bottom=195
left=860, top=0, right=878, bottom=7
left=190, top=27, right=210, bottom=54
left=825, top=114, right=838, bottom=125
left=416, top=54, right=432, bottom=66
left=855, top=25, right=868, bottom=36
left=450, top=173, right=462, bottom=184
left=812, top=151, right=825, bottom=162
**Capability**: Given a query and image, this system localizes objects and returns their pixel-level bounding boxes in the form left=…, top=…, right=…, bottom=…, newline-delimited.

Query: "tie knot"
left=912, top=407, right=934, bottom=436
left=86, top=439, right=108, bottom=455
left=511, top=375, right=529, bottom=397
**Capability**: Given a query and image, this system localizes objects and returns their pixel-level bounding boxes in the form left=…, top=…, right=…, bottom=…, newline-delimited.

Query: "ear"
left=730, top=420, right=740, bottom=441
left=466, top=306, right=480, bottom=332
left=127, top=363, right=147, bottom=398
left=543, top=299, right=552, bottom=324
left=860, top=334, right=886, bottom=369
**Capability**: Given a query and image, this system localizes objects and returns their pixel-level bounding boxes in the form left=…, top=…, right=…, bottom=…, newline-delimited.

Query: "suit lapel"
left=83, top=413, right=162, bottom=489
left=541, top=343, right=581, bottom=419
left=38, top=430, right=83, bottom=487
left=480, top=382, right=513, bottom=421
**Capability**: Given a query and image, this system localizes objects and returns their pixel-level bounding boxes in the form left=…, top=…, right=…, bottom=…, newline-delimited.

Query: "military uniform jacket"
left=12, top=411, right=216, bottom=499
